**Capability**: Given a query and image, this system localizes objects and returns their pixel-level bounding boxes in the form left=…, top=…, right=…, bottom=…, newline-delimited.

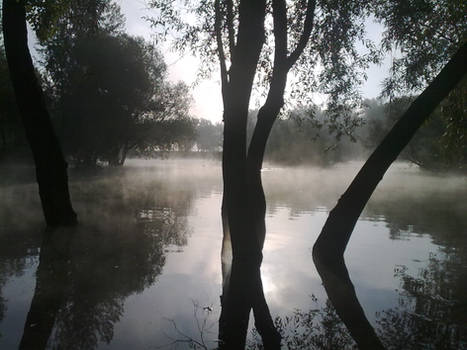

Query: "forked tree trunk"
left=218, top=0, right=315, bottom=346
left=218, top=1, right=270, bottom=348
left=2, top=0, right=77, bottom=226
left=313, top=42, right=467, bottom=349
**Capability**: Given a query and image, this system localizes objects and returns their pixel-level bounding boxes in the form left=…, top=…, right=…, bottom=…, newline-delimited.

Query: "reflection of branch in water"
left=377, top=251, right=467, bottom=350
left=139, top=207, right=190, bottom=248
left=156, top=301, right=217, bottom=350
left=248, top=295, right=358, bottom=350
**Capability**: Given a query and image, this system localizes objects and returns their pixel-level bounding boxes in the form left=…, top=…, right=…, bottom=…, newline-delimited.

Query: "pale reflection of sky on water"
left=0, top=159, right=465, bottom=349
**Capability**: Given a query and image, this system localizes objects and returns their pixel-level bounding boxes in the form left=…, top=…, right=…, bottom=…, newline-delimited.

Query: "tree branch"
left=286, top=0, right=316, bottom=69
left=225, top=0, right=236, bottom=58
left=272, top=0, right=288, bottom=63
left=215, top=0, right=229, bottom=94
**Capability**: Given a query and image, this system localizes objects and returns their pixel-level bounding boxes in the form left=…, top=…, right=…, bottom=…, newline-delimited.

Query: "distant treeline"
left=262, top=88, right=466, bottom=171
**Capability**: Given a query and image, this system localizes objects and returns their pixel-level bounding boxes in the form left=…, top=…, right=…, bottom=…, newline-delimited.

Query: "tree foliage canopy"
left=372, top=0, right=467, bottom=96
left=40, top=0, right=195, bottom=166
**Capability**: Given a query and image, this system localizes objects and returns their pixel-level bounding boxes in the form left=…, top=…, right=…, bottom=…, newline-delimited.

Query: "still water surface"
left=0, top=159, right=466, bottom=349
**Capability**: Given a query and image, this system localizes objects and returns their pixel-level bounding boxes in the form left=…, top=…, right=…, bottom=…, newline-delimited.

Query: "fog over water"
left=0, top=159, right=465, bottom=349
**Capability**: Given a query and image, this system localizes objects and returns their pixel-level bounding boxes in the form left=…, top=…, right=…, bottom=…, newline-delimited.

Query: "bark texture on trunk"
left=313, top=42, right=467, bottom=349
left=2, top=0, right=77, bottom=227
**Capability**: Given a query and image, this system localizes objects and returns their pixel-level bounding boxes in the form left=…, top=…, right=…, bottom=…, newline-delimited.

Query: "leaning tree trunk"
left=2, top=0, right=77, bottom=227
left=313, top=41, right=467, bottom=349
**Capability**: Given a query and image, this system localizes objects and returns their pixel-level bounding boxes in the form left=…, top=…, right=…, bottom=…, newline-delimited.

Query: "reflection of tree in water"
left=248, top=246, right=467, bottom=350
left=0, top=228, right=41, bottom=338
left=248, top=296, right=357, bottom=350
left=44, top=209, right=190, bottom=350
left=16, top=187, right=191, bottom=350
left=1, top=165, right=200, bottom=348
left=376, top=248, right=467, bottom=350
left=364, top=183, right=467, bottom=348
left=364, top=188, right=467, bottom=244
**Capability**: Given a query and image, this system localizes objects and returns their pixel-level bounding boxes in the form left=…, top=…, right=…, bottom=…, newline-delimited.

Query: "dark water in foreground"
left=0, top=159, right=466, bottom=349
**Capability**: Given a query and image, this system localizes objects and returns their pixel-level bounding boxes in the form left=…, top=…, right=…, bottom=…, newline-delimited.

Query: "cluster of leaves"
left=372, top=0, right=467, bottom=97
left=147, top=0, right=219, bottom=80
left=438, top=77, right=467, bottom=168
left=290, top=0, right=381, bottom=116
left=24, top=0, right=70, bottom=41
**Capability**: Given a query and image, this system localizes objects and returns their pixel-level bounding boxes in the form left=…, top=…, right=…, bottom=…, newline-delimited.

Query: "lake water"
left=0, top=159, right=466, bottom=349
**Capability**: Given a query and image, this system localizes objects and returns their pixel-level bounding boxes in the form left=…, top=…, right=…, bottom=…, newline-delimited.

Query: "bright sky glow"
left=118, top=0, right=225, bottom=122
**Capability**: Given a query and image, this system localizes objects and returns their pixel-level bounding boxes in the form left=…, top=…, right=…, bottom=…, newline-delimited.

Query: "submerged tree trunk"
left=218, top=1, right=315, bottom=347
left=313, top=42, right=467, bottom=349
left=217, top=1, right=272, bottom=348
left=2, top=0, right=77, bottom=226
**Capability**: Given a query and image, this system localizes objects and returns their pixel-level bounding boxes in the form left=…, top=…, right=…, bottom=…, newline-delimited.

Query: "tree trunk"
left=218, top=0, right=314, bottom=346
left=246, top=66, right=288, bottom=250
left=0, top=114, right=6, bottom=151
left=2, top=0, right=77, bottom=227
left=313, top=42, right=467, bottom=349
left=218, top=1, right=269, bottom=348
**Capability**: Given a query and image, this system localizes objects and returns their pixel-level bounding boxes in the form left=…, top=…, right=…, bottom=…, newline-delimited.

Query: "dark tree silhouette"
left=216, top=1, right=317, bottom=347
left=2, top=0, right=77, bottom=226
left=149, top=0, right=379, bottom=346
left=313, top=42, right=467, bottom=350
